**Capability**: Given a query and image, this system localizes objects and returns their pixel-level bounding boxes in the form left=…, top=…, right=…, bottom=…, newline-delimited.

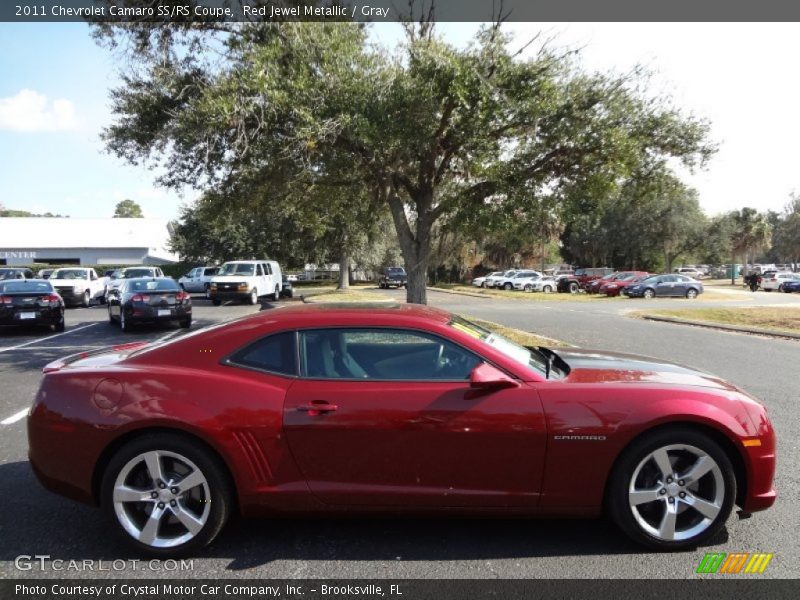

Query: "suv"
left=209, top=260, right=282, bottom=305
left=179, top=266, right=220, bottom=296
left=105, top=266, right=165, bottom=301
left=498, top=270, right=540, bottom=290
left=557, top=267, right=614, bottom=293
left=48, top=267, right=107, bottom=307
left=760, top=271, right=800, bottom=292
left=378, top=266, right=407, bottom=289
left=0, top=268, right=34, bottom=280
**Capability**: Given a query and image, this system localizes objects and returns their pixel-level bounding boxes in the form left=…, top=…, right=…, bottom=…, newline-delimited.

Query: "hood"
left=49, top=278, right=87, bottom=285
left=211, top=275, right=253, bottom=282
left=557, top=348, right=737, bottom=391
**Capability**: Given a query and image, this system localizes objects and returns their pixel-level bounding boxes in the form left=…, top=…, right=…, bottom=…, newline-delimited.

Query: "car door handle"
left=296, top=402, right=339, bottom=414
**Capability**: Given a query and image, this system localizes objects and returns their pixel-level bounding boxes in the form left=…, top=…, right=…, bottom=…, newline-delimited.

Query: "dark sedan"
left=0, top=279, right=65, bottom=331
left=107, top=278, right=191, bottom=332
left=0, top=267, right=34, bottom=280
left=624, top=274, right=704, bottom=299
left=783, top=279, right=800, bottom=293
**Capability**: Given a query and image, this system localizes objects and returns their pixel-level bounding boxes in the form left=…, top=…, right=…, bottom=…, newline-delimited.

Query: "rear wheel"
left=120, top=311, right=130, bottom=332
left=273, top=285, right=280, bottom=301
left=211, top=298, right=221, bottom=306
left=543, top=285, right=553, bottom=293
left=503, top=282, right=513, bottom=290
left=608, top=428, right=735, bottom=551
left=480, top=282, right=486, bottom=288
left=53, top=317, right=65, bottom=332
left=179, top=318, right=191, bottom=329
left=523, top=284, right=533, bottom=292
left=569, top=282, right=579, bottom=294
left=101, top=433, right=232, bottom=557
left=778, top=284, right=785, bottom=292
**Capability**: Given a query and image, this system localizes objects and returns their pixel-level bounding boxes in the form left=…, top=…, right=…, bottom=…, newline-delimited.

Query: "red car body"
left=599, top=273, right=652, bottom=297
left=28, top=304, right=776, bottom=552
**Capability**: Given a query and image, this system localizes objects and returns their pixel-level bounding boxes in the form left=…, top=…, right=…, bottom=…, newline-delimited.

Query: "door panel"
left=283, top=378, right=547, bottom=507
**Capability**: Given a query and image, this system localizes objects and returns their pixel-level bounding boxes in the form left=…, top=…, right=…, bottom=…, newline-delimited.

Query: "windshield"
left=387, top=267, right=405, bottom=274
left=123, top=268, right=154, bottom=278
left=218, top=263, right=256, bottom=276
left=1, top=280, right=53, bottom=293
left=448, top=316, right=549, bottom=376
left=51, top=269, right=87, bottom=280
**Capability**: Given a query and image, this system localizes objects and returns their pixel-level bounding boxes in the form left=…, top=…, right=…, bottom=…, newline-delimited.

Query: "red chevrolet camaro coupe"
left=28, top=304, right=776, bottom=556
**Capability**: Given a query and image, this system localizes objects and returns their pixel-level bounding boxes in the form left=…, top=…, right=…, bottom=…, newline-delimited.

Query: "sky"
left=0, top=22, right=798, bottom=220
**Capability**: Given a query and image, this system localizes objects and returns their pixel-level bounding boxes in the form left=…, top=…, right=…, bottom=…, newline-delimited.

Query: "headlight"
left=72, top=285, right=82, bottom=292
left=237, top=283, right=248, bottom=291
left=210, top=283, right=217, bottom=291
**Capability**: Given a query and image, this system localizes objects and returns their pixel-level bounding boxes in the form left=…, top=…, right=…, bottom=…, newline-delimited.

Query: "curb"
left=427, top=286, right=496, bottom=299
left=640, top=315, right=800, bottom=340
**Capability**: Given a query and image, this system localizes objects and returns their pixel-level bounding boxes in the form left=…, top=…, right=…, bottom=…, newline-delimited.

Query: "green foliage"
left=95, top=20, right=715, bottom=303
left=113, top=199, right=144, bottom=218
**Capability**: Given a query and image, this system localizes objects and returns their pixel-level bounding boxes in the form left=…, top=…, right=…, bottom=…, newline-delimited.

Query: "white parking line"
left=1, top=408, right=28, bottom=425
left=0, top=323, right=98, bottom=354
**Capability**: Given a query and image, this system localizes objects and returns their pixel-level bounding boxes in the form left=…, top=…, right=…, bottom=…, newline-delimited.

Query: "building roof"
left=0, top=218, right=177, bottom=261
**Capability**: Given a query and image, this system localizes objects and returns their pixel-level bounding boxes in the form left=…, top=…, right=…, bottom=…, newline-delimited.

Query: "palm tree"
left=730, top=208, right=772, bottom=284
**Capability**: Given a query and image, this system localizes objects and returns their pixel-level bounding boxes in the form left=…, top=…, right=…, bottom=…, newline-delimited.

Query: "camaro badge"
left=553, top=435, right=607, bottom=441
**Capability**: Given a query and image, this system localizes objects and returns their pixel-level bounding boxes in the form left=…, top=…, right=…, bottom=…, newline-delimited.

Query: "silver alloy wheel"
left=251, top=289, right=258, bottom=305
left=543, top=285, right=552, bottom=293
left=643, top=289, right=655, bottom=299
left=686, top=288, right=698, bottom=299
left=113, top=450, right=211, bottom=548
left=628, top=443, right=724, bottom=542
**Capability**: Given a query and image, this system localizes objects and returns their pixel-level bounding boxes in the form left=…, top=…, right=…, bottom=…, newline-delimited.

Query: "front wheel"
left=643, top=288, right=655, bottom=299
left=778, top=284, right=785, bottom=292
left=503, top=283, right=513, bottom=290
left=543, top=285, right=553, bottom=293
left=82, top=290, right=91, bottom=308
left=685, top=288, right=698, bottom=299
left=480, top=282, right=486, bottom=288
left=273, top=285, right=280, bottom=301
left=211, top=298, right=221, bottom=307
left=569, top=282, right=579, bottom=294
left=249, top=288, right=259, bottom=305
left=179, top=318, right=192, bottom=329
left=524, top=284, right=533, bottom=292
left=101, top=433, right=232, bottom=557
left=607, top=428, right=735, bottom=551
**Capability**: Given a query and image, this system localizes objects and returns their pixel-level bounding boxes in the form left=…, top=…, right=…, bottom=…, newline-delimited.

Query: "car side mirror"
left=469, top=363, right=518, bottom=390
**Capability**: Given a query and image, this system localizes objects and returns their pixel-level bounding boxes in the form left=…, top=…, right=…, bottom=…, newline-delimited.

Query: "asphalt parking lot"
left=1, top=289, right=798, bottom=579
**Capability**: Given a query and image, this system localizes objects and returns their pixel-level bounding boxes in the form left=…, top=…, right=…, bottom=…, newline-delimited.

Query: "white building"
left=0, top=218, right=178, bottom=266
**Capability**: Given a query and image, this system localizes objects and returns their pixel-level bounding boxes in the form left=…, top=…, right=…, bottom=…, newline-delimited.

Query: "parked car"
left=107, top=277, right=191, bottom=332
left=515, top=275, right=556, bottom=293
left=209, top=260, right=282, bottom=305
left=783, top=279, right=800, bottom=293
left=674, top=267, right=704, bottom=278
left=557, top=267, right=615, bottom=293
left=29, top=304, right=776, bottom=555
left=584, top=272, right=633, bottom=294
left=472, top=271, right=502, bottom=288
left=378, top=266, right=407, bottom=289
left=178, top=266, right=220, bottom=296
left=279, top=275, right=294, bottom=299
left=599, top=273, right=651, bottom=297
left=48, top=267, right=108, bottom=307
left=483, top=270, right=509, bottom=288
left=0, top=268, right=34, bottom=280
left=759, top=272, right=800, bottom=292
left=497, top=270, right=540, bottom=290
left=37, top=268, right=54, bottom=280
left=0, top=278, right=64, bottom=332
left=624, top=274, right=704, bottom=299
left=105, top=267, right=166, bottom=301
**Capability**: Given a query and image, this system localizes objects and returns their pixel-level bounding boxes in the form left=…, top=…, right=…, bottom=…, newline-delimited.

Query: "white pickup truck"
left=49, top=267, right=108, bottom=307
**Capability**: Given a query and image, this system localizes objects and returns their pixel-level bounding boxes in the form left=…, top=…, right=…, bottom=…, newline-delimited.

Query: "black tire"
left=53, top=317, right=65, bottom=332
left=82, top=290, right=91, bottom=308
left=180, top=318, right=192, bottom=329
left=569, top=282, right=579, bottom=294
left=524, top=284, right=533, bottom=292
left=204, top=284, right=210, bottom=299
left=778, top=284, right=784, bottom=292
left=543, top=285, right=552, bottom=293
left=101, top=433, right=233, bottom=557
left=503, top=282, right=513, bottom=290
left=211, top=298, right=222, bottom=307
left=249, top=289, right=259, bottom=305
left=480, top=282, right=486, bottom=288
left=99, top=295, right=106, bottom=305
left=273, top=285, right=280, bottom=302
left=108, top=307, right=115, bottom=324
left=764, top=288, right=772, bottom=293
left=120, top=311, right=131, bottom=332
left=607, top=427, right=736, bottom=551
left=643, top=288, right=655, bottom=299
left=685, top=288, right=698, bottom=299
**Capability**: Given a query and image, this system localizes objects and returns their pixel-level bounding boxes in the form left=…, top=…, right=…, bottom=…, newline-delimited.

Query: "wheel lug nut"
left=157, top=502, right=165, bottom=509
left=668, top=497, right=675, bottom=503
left=659, top=489, right=666, bottom=495
left=679, top=480, right=685, bottom=486
left=150, top=491, right=158, bottom=499
left=157, top=481, right=166, bottom=489
left=170, top=487, right=179, bottom=495
left=666, top=477, right=673, bottom=484
left=679, top=492, right=686, bottom=498
left=170, top=499, right=177, bottom=507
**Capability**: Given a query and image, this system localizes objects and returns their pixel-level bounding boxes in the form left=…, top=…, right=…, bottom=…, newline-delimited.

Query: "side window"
left=300, top=328, right=481, bottom=381
left=265, top=263, right=273, bottom=275
left=227, top=331, right=297, bottom=376
left=256, top=264, right=264, bottom=276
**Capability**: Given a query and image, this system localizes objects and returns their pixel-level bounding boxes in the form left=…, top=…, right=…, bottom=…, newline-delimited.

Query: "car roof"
left=122, top=277, right=176, bottom=283
left=231, top=303, right=453, bottom=329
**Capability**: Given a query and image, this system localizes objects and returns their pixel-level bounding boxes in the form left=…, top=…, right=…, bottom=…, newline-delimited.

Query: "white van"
left=209, top=260, right=283, bottom=306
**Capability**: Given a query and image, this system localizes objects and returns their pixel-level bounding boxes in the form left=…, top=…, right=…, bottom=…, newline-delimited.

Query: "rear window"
left=227, top=331, right=297, bottom=376
left=1, top=281, right=53, bottom=293
left=128, top=279, right=179, bottom=292
left=123, top=268, right=154, bottom=278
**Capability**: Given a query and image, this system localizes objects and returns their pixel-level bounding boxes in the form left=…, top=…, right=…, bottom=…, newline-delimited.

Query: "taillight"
left=0, top=295, right=11, bottom=305
left=176, top=291, right=190, bottom=302
left=131, top=294, right=150, bottom=303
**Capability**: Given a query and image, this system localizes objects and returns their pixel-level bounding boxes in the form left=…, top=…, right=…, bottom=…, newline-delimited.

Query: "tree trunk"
left=730, top=249, right=736, bottom=285
left=337, top=248, right=350, bottom=291
left=385, top=187, right=431, bottom=304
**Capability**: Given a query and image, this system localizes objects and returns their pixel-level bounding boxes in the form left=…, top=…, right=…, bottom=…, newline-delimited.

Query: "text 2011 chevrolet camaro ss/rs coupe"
left=28, top=304, right=776, bottom=556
